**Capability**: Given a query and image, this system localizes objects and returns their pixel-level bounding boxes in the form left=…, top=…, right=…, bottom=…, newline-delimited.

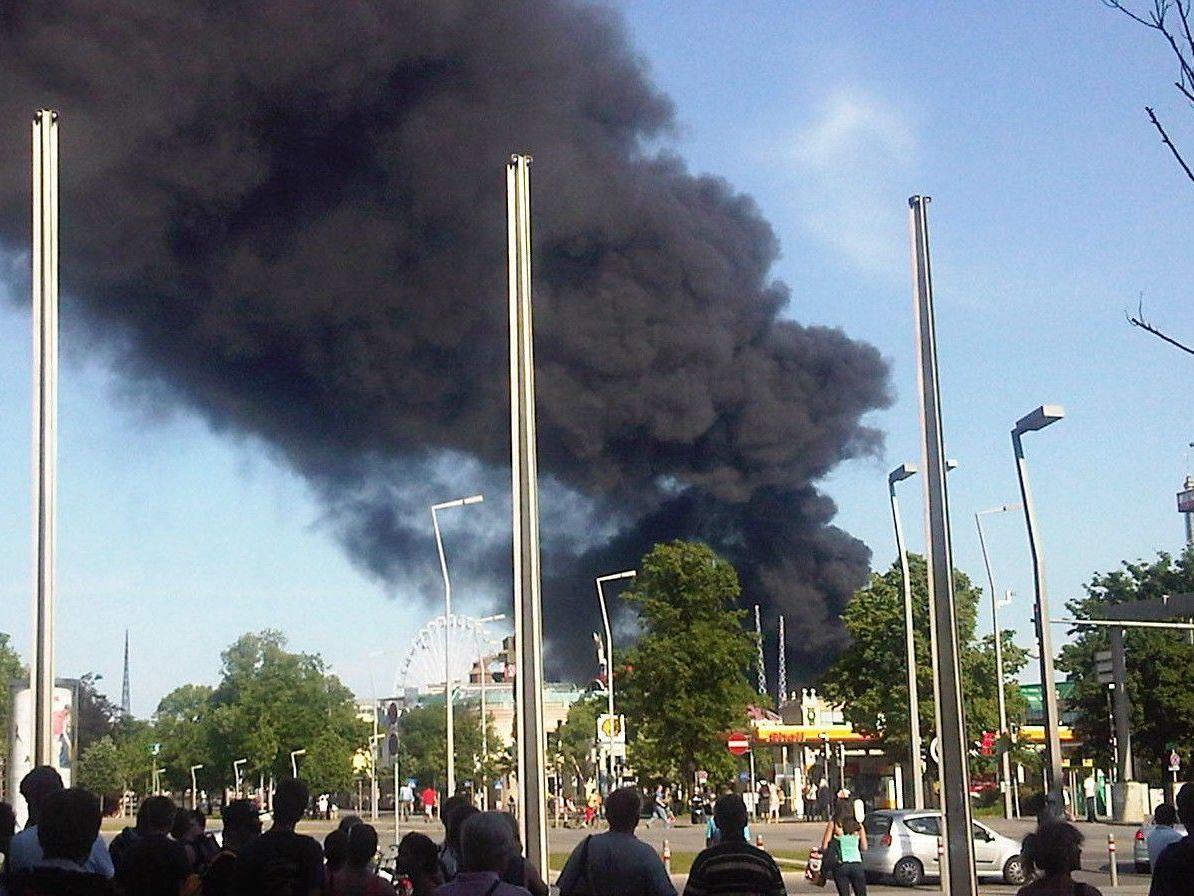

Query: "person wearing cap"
left=6, top=766, right=113, bottom=878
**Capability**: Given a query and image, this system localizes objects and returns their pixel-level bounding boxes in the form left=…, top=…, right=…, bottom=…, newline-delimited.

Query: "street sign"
left=1178, top=489, right=1194, bottom=513
left=696, top=769, right=708, bottom=784
left=1095, top=650, right=1113, bottom=685
left=727, top=731, right=750, bottom=755
left=928, top=737, right=940, bottom=765
left=1170, top=750, right=1181, bottom=773
left=596, top=714, right=626, bottom=745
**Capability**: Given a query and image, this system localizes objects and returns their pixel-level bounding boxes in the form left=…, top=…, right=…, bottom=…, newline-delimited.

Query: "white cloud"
left=773, top=90, right=917, bottom=276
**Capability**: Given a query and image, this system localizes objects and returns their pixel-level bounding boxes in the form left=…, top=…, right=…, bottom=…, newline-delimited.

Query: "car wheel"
left=1003, top=855, right=1027, bottom=885
left=1136, top=862, right=1150, bottom=874
left=893, top=857, right=924, bottom=887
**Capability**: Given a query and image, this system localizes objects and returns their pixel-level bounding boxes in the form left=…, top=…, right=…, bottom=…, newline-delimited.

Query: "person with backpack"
left=820, top=804, right=867, bottom=896
left=229, top=778, right=323, bottom=896
left=327, top=823, right=396, bottom=896
left=201, top=800, right=261, bottom=896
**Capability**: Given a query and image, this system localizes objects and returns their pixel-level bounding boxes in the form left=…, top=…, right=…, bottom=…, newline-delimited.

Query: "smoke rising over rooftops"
left=0, top=0, right=890, bottom=679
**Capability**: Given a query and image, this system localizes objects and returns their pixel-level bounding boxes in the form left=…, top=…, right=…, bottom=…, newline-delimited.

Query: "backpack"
left=260, top=854, right=301, bottom=896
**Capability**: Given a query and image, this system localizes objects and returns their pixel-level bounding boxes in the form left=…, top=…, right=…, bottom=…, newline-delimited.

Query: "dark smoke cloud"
left=0, top=0, right=890, bottom=681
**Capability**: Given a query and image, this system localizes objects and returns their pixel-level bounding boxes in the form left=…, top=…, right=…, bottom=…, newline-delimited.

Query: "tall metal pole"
left=888, top=464, right=924, bottom=810
left=432, top=495, right=483, bottom=800
left=31, top=110, right=59, bottom=769
left=777, top=615, right=787, bottom=710
left=1011, top=405, right=1066, bottom=800
left=508, top=153, right=548, bottom=873
left=908, top=195, right=976, bottom=896
left=976, top=505, right=1019, bottom=820
left=480, top=649, right=488, bottom=810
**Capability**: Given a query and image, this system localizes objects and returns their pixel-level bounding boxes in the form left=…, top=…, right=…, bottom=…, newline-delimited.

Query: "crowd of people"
left=0, top=768, right=556, bottom=896
left=5, top=764, right=1194, bottom=896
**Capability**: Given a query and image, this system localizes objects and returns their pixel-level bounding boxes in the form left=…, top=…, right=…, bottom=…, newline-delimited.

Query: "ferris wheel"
left=394, top=614, right=504, bottom=695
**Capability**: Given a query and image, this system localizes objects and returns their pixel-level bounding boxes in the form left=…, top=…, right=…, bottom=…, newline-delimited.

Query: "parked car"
left=1134, top=821, right=1187, bottom=873
left=861, top=810, right=1027, bottom=887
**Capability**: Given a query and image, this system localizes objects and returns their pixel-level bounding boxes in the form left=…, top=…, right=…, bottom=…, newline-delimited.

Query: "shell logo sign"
left=752, top=723, right=874, bottom=745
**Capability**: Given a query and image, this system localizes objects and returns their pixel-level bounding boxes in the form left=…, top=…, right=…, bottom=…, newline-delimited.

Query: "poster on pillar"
left=9, top=683, right=75, bottom=827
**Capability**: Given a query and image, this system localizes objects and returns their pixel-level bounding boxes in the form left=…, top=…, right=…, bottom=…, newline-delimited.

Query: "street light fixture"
left=595, top=570, right=637, bottom=793
left=290, top=749, right=306, bottom=779
left=975, top=503, right=1022, bottom=819
left=887, top=463, right=924, bottom=810
left=1011, top=404, right=1065, bottom=801
left=473, top=614, right=506, bottom=810
left=432, top=494, right=484, bottom=800
left=190, top=765, right=204, bottom=810
left=233, top=758, right=248, bottom=797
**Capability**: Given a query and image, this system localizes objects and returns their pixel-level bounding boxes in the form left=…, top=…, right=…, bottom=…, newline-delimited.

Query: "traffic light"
left=381, top=701, right=400, bottom=767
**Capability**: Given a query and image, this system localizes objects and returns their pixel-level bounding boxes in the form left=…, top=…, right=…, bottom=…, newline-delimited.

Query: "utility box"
left=1111, top=781, right=1151, bottom=823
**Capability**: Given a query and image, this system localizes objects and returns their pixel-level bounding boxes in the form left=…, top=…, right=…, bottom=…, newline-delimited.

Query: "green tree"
left=1057, top=548, right=1194, bottom=782
left=153, top=684, right=216, bottom=794
left=76, top=673, right=122, bottom=754
left=206, top=631, right=368, bottom=785
left=303, top=729, right=355, bottom=795
left=395, top=702, right=489, bottom=791
left=0, top=634, right=25, bottom=788
left=820, top=555, right=1028, bottom=770
left=552, top=695, right=602, bottom=788
left=618, top=540, right=756, bottom=790
left=77, top=736, right=123, bottom=811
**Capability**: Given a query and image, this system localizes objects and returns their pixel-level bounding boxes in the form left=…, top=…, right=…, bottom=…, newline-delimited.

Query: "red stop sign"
left=727, top=731, right=750, bottom=755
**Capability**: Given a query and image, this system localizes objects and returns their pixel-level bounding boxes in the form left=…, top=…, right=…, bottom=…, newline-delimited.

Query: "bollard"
left=662, top=839, right=671, bottom=875
left=756, top=832, right=764, bottom=848
left=1108, top=833, right=1118, bottom=888
left=937, top=837, right=945, bottom=891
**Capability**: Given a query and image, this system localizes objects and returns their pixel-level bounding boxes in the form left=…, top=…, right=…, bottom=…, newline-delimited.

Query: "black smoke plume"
left=0, top=0, right=890, bottom=681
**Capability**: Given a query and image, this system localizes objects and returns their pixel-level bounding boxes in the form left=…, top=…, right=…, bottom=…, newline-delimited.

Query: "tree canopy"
left=1057, top=548, right=1194, bottom=782
left=820, top=555, right=1028, bottom=770
left=618, top=540, right=757, bottom=789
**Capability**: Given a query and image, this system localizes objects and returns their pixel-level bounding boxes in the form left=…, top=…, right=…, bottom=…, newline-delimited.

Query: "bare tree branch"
left=1126, top=300, right=1194, bottom=355
left=1146, top=105, right=1194, bottom=181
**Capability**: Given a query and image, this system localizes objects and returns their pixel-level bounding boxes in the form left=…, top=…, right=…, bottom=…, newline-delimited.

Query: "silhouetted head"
left=1177, top=783, right=1194, bottom=829
left=1156, top=803, right=1178, bottom=827
left=337, top=813, right=363, bottom=833
left=1023, top=821, right=1083, bottom=877
left=605, top=787, right=641, bottom=833
left=460, top=812, right=515, bottom=873
left=272, top=778, right=309, bottom=828
left=221, top=800, right=261, bottom=851
left=713, top=794, right=747, bottom=840
left=446, top=804, right=479, bottom=854
left=20, top=766, right=64, bottom=824
left=398, top=831, right=440, bottom=876
left=38, top=788, right=101, bottom=864
left=172, top=807, right=201, bottom=841
left=137, top=796, right=177, bottom=834
left=324, top=829, right=349, bottom=873
left=347, top=823, right=379, bottom=869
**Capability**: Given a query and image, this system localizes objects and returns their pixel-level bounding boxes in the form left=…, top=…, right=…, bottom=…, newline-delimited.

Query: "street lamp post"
left=595, top=570, right=636, bottom=793
left=976, top=504, right=1020, bottom=819
left=888, top=463, right=924, bottom=810
left=473, top=614, right=506, bottom=811
left=233, top=758, right=247, bottom=798
left=432, top=494, right=484, bottom=801
left=190, top=765, right=203, bottom=810
left=1011, top=404, right=1066, bottom=801
left=290, top=749, right=306, bottom=779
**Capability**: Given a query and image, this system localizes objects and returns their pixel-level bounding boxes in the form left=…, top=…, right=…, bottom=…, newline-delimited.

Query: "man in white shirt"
left=6, top=766, right=113, bottom=878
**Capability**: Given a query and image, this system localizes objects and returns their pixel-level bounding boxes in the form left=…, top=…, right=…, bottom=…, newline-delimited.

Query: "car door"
left=971, top=822, right=999, bottom=871
left=903, top=815, right=941, bottom=871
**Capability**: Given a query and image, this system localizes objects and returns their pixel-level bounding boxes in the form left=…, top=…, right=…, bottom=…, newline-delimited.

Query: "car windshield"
left=864, top=814, right=892, bottom=836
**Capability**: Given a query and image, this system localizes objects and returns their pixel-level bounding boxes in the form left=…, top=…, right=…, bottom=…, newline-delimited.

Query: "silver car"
left=1133, top=821, right=1187, bottom=873
left=861, top=810, right=1028, bottom=887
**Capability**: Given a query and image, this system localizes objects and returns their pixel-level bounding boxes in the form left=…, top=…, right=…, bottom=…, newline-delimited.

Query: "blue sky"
left=2, top=3, right=1193, bottom=717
